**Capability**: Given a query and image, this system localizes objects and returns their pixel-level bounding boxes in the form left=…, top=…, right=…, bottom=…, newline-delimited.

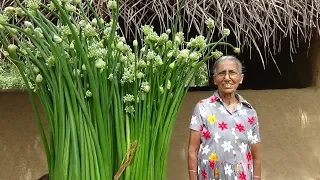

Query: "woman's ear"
left=240, top=74, right=244, bottom=84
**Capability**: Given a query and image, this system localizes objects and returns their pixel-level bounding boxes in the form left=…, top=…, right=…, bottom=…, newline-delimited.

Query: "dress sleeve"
left=250, top=113, right=261, bottom=144
left=189, top=102, right=203, bottom=132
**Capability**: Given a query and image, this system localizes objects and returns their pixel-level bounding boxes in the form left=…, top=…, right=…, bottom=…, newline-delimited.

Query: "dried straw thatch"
left=1, top=0, right=320, bottom=68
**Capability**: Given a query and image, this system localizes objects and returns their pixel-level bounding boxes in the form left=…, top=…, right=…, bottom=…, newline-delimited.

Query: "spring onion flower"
left=95, top=59, right=106, bottom=69
left=107, top=0, right=117, bottom=9
left=27, top=0, right=40, bottom=10
left=24, top=21, right=33, bottom=28
left=141, top=25, right=154, bottom=36
left=35, top=74, right=43, bottom=83
left=146, top=51, right=156, bottom=61
left=86, top=90, right=92, bottom=97
left=157, top=33, right=169, bottom=45
left=125, top=105, right=135, bottom=114
left=167, top=51, right=174, bottom=58
left=188, top=36, right=207, bottom=48
left=0, top=14, right=9, bottom=23
left=206, top=18, right=215, bottom=29
left=66, top=4, right=76, bottom=13
left=138, top=60, right=147, bottom=68
left=212, top=50, right=223, bottom=59
left=123, top=94, right=135, bottom=103
left=108, top=74, right=114, bottom=81
left=174, top=32, right=184, bottom=44
left=223, top=28, right=230, bottom=36
left=166, top=29, right=171, bottom=34
left=46, top=56, right=55, bottom=67
left=136, top=72, right=144, bottom=79
left=15, top=7, right=25, bottom=16
left=4, top=7, right=16, bottom=17
left=133, top=40, right=138, bottom=47
left=177, top=49, right=190, bottom=62
left=233, top=48, right=240, bottom=53
left=141, top=82, right=150, bottom=93
left=189, top=52, right=200, bottom=61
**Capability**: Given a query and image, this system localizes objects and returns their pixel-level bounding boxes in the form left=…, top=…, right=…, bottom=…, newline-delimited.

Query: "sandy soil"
left=1, top=89, right=320, bottom=180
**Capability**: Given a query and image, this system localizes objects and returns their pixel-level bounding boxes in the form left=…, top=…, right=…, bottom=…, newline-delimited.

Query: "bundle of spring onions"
left=0, top=0, right=238, bottom=179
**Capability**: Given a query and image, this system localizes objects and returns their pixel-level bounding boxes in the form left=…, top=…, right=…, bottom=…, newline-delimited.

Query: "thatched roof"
left=1, top=0, right=320, bottom=68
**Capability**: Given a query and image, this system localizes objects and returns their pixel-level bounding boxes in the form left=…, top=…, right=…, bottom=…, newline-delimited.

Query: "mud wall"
left=0, top=39, right=320, bottom=180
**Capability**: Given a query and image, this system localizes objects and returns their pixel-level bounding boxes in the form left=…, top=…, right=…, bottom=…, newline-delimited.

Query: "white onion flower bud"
left=123, top=94, right=135, bottom=103
left=95, top=59, right=106, bottom=69
left=133, top=40, right=138, bottom=47
left=36, top=74, right=43, bottom=83
left=46, top=56, right=55, bottom=67
left=141, top=25, right=154, bottom=36
left=8, top=44, right=18, bottom=53
left=157, top=33, right=168, bottom=45
left=174, top=32, right=184, bottom=44
left=205, top=18, right=215, bottom=29
left=166, top=29, right=171, bottom=34
left=189, top=52, right=200, bottom=61
left=15, top=7, right=25, bottom=16
left=86, top=90, right=92, bottom=97
left=223, top=28, right=230, bottom=36
left=137, top=72, right=144, bottom=79
left=166, top=80, right=171, bottom=90
left=4, top=7, right=15, bottom=17
left=125, top=105, right=135, bottom=114
left=0, top=14, right=9, bottom=23
left=212, top=50, right=223, bottom=60
left=107, top=0, right=117, bottom=9
left=24, top=21, right=33, bottom=28
left=66, top=4, right=76, bottom=12
left=169, top=62, right=175, bottom=69
left=91, top=18, right=98, bottom=26
left=53, top=35, right=63, bottom=43
left=159, top=86, right=164, bottom=93
left=141, top=81, right=150, bottom=93
left=233, top=48, right=240, bottom=54
left=82, top=64, right=86, bottom=71
left=108, top=74, right=114, bottom=80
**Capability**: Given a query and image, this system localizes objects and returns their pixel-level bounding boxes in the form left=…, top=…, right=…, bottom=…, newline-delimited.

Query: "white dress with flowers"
left=189, top=91, right=261, bottom=180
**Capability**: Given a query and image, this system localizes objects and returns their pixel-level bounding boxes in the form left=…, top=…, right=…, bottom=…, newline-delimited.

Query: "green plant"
left=0, top=0, right=237, bottom=179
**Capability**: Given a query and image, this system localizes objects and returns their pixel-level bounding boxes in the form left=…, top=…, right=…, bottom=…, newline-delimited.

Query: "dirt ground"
left=1, top=89, right=320, bottom=180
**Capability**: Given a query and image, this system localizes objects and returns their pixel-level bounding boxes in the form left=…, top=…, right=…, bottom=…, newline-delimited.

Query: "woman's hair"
left=212, top=56, right=242, bottom=75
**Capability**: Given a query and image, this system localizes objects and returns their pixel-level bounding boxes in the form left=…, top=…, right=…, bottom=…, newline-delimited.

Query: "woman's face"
left=213, top=59, right=244, bottom=95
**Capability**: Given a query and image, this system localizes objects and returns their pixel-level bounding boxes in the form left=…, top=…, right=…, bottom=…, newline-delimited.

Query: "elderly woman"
left=188, top=56, right=261, bottom=180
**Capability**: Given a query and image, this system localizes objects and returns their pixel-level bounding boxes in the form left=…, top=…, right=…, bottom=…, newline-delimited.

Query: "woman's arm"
left=251, top=143, right=261, bottom=180
left=188, top=130, right=201, bottom=180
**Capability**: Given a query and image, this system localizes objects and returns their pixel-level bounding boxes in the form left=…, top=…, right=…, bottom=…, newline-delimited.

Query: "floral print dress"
left=189, top=91, right=261, bottom=180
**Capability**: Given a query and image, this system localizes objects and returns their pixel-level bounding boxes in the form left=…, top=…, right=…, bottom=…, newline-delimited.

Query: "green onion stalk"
left=0, top=0, right=239, bottom=179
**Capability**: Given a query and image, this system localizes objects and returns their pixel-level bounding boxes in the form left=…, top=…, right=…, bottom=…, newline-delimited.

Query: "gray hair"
left=212, top=56, right=242, bottom=75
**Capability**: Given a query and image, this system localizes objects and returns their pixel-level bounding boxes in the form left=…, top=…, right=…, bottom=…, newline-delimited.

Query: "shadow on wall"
left=167, top=89, right=320, bottom=180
